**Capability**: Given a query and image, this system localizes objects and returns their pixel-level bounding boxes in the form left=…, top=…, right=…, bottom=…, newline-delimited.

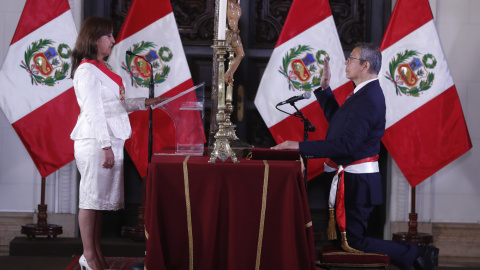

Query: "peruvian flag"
left=0, top=0, right=78, bottom=177
left=108, top=0, right=203, bottom=177
left=254, top=0, right=353, bottom=180
left=379, top=0, right=472, bottom=187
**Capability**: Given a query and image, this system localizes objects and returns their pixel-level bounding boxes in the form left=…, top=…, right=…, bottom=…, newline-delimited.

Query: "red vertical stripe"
left=11, top=0, right=70, bottom=44
left=382, top=86, right=472, bottom=187
left=115, top=0, right=173, bottom=43
left=276, top=0, right=332, bottom=47
left=11, top=89, right=79, bottom=177
left=380, top=0, right=433, bottom=50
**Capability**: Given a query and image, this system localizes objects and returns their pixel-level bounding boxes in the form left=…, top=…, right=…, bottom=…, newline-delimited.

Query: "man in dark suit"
left=272, top=43, right=438, bottom=270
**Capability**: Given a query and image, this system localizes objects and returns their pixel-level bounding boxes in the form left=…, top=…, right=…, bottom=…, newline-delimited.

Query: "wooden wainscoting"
left=0, top=212, right=32, bottom=255
left=390, top=221, right=480, bottom=266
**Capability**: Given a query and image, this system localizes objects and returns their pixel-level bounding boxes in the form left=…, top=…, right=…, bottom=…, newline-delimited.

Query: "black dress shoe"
left=413, top=245, right=439, bottom=270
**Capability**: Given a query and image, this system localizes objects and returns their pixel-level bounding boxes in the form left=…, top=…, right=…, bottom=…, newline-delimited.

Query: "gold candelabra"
left=209, top=40, right=238, bottom=163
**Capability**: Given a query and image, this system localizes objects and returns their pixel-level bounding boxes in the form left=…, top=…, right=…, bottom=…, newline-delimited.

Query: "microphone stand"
left=275, top=101, right=315, bottom=188
left=142, top=57, right=154, bottom=270
left=124, top=53, right=154, bottom=270
left=126, top=51, right=154, bottom=162
left=148, top=66, right=154, bottom=162
left=291, top=103, right=315, bottom=188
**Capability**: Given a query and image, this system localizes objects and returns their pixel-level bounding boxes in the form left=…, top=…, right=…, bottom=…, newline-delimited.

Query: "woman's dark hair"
left=70, top=16, right=113, bottom=78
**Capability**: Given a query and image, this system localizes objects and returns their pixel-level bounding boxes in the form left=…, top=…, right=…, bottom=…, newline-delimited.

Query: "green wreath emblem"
left=158, top=46, right=173, bottom=62
left=422, top=54, right=437, bottom=69
left=385, top=49, right=436, bottom=97
left=58, top=43, right=72, bottom=59
left=278, top=45, right=327, bottom=91
left=316, top=50, right=330, bottom=78
left=122, top=41, right=172, bottom=87
left=20, top=39, right=71, bottom=86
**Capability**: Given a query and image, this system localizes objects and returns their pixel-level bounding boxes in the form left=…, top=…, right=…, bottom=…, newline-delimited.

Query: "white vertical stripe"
left=379, top=20, right=454, bottom=128
left=0, top=11, right=76, bottom=123
left=255, top=16, right=349, bottom=128
left=108, top=13, right=191, bottom=99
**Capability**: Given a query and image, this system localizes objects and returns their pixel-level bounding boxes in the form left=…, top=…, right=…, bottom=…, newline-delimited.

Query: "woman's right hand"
left=145, top=96, right=170, bottom=107
left=102, top=147, right=114, bottom=169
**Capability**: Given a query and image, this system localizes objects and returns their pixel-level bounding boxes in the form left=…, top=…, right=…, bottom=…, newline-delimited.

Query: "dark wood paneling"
left=173, top=0, right=215, bottom=45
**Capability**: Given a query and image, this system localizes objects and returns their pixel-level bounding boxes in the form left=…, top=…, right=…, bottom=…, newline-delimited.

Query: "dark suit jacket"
left=299, top=80, right=386, bottom=205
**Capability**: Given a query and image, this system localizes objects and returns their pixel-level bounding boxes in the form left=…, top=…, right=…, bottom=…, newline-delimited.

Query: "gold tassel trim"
left=340, top=231, right=363, bottom=253
left=144, top=225, right=149, bottom=240
left=327, top=208, right=337, bottom=240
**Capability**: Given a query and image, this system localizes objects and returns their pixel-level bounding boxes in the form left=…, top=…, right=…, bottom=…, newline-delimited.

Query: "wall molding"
left=390, top=221, right=480, bottom=259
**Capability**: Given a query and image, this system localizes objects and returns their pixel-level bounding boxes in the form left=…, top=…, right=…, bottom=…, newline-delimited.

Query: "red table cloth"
left=145, top=155, right=316, bottom=270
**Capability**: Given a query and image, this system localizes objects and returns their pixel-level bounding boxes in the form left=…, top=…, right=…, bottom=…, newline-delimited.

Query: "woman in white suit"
left=70, top=17, right=165, bottom=270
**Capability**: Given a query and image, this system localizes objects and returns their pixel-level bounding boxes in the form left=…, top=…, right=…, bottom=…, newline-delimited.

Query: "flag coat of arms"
left=379, top=0, right=472, bottom=187
left=108, top=0, right=203, bottom=177
left=254, top=0, right=354, bottom=179
left=0, top=0, right=78, bottom=177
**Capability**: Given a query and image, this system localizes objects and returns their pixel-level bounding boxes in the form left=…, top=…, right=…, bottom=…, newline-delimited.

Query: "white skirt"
left=74, top=138, right=125, bottom=210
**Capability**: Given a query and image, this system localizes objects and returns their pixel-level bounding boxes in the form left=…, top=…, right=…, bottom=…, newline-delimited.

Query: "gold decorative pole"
left=209, top=40, right=238, bottom=163
left=209, top=0, right=238, bottom=163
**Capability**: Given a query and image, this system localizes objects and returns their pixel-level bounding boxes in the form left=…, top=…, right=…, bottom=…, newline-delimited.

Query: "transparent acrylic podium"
left=152, top=83, right=205, bottom=156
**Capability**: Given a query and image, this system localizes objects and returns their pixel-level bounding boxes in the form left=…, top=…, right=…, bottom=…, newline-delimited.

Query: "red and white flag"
left=0, top=0, right=78, bottom=177
left=379, top=0, right=472, bottom=187
left=108, top=0, right=203, bottom=177
left=254, top=0, right=353, bottom=179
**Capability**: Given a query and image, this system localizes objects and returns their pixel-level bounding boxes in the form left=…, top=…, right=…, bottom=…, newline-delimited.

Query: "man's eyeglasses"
left=346, top=56, right=365, bottom=63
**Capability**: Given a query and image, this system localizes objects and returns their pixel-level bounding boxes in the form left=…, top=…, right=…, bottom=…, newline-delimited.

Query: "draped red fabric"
left=145, top=155, right=316, bottom=270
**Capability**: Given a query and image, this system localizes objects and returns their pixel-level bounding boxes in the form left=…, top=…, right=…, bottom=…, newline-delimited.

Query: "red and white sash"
left=79, top=59, right=125, bottom=100
left=324, top=155, right=379, bottom=233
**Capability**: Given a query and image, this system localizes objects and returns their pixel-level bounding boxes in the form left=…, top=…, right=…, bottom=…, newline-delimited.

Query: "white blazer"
left=70, top=62, right=146, bottom=148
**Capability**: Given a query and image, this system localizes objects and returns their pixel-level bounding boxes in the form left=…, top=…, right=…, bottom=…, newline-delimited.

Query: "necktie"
left=346, top=91, right=354, bottom=100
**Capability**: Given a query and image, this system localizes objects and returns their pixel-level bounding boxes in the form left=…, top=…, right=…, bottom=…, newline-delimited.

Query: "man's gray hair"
left=356, top=42, right=382, bottom=75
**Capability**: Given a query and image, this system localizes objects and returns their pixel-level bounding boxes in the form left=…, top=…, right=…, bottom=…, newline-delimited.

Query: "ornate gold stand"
left=209, top=40, right=238, bottom=163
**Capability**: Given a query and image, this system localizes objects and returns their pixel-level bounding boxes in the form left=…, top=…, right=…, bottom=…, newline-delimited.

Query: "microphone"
left=126, top=50, right=149, bottom=62
left=276, top=92, right=312, bottom=106
left=126, top=50, right=153, bottom=77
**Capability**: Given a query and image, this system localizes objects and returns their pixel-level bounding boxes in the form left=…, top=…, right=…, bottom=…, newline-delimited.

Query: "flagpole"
left=21, top=177, right=63, bottom=238
left=392, top=186, right=433, bottom=245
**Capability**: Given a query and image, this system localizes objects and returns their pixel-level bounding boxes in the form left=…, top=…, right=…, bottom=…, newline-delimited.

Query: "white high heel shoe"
left=79, top=254, right=93, bottom=270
